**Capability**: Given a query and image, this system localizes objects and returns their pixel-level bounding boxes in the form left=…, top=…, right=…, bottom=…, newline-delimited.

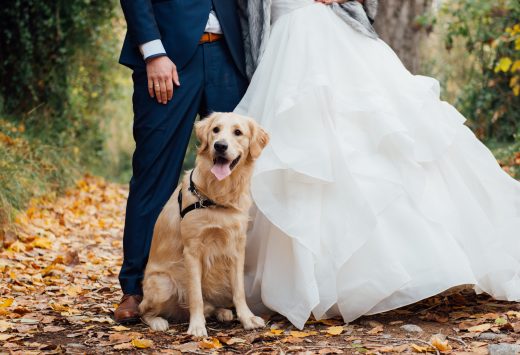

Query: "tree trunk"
left=374, top=0, right=433, bottom=73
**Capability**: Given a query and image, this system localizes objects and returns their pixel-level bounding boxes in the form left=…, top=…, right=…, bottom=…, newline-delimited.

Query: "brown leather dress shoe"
left=114, top=294, right=143, bottom=324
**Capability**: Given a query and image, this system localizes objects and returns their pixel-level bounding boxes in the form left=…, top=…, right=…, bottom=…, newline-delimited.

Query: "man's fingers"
left=148, top=78, right=154, bottom=98
left=166, top=79, right=174, bottom=101
left=154, top=80, right=162, bottom=103
left=172, top=68, right=180, bottom=87
left=160, top=80, right=168, bottom=104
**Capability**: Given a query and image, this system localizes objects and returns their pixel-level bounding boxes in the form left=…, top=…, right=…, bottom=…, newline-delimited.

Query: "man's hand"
left=146, top=56, right=180, bottom=104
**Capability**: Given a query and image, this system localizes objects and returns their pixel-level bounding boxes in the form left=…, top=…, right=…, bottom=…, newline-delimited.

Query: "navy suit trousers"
left=119, top=40, right=248, bottom=295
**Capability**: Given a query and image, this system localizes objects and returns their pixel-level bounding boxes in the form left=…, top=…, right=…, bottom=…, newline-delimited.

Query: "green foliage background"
left=421, top=0, right=520, bottom=177
left=0, top=0, right=519, bottom=226
left=0, top=0, right=134, bottom=224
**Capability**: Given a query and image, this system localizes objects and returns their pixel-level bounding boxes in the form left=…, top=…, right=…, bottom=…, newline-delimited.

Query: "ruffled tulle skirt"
left=235, top=2, right=520, bottom=329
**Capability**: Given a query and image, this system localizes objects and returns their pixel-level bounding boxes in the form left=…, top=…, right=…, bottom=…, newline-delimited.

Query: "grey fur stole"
left=239, top=0, right=379, bottom=79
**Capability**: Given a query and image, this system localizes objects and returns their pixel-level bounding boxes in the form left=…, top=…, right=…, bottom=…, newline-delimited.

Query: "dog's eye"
left=212, top=127, right=220, bottom=134
left=234, top=129, right=242, bottom=136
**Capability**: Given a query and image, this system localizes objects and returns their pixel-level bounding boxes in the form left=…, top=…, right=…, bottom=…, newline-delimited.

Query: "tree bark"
left=375, top=0, right=433, bottom=73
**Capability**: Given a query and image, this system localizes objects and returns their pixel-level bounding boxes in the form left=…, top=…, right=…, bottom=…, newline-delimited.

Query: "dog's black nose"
left=214, top=141, right=228, bottom=153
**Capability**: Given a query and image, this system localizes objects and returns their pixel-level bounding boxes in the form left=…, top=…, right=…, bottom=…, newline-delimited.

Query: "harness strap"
left=178, top=170, right=218, bottom=219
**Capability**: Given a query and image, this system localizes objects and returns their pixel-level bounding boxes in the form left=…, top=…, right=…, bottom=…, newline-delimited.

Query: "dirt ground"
left=1, top=176, right=519, bottom=354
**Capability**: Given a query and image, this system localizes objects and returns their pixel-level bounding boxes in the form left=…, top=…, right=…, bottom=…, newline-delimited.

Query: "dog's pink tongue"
left=211, top=162, right=232, bottom=181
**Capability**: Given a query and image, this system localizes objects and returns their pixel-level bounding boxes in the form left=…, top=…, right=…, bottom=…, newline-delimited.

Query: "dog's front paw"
left=187, top=322, right=208, bottom=337
left=240, top=315, right=265, bottom=330
left=146, top=317, right=169, bottom=331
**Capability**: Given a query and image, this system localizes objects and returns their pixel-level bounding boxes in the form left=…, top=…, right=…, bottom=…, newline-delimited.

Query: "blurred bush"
left=436, top=0, right=520, bottom=141
left=0, top=1, right=134, bottom=225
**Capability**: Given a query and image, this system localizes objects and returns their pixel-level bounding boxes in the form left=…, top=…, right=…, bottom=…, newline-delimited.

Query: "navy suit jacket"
left=119, top=0, right=246, bottom=77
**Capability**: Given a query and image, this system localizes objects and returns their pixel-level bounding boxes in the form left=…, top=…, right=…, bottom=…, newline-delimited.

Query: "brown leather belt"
left=199, top=32, right=223, bottom=44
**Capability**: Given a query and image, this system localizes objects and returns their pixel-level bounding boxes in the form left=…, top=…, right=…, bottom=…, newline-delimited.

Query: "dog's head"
left=195, top=112, right=269, bottom=181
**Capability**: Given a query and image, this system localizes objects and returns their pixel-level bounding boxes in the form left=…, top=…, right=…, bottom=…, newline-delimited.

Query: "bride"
left=235, top=0, right=520, bottom=329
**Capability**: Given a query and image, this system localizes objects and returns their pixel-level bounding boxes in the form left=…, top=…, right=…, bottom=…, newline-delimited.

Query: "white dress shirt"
left=140, top=10, right=222, bottom=61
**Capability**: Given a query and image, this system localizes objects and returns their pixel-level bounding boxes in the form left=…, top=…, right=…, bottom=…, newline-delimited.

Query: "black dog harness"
left=178, top=170, right=218, bottom=219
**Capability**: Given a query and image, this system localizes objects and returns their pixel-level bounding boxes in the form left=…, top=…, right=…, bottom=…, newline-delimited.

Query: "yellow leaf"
left=290, top=330, right=317, bottom=338
left=506, top=311, right=520, bottom=318
left=430, top=336, right=452, bottom=351
left=199, top=338, right=222, bottom=349
left=50, top=303, right=70, bottom=312
left=269, top=329, right=284, bottom=335
left=0, top=299, right=14, bottom=308
left=7, top=241, right=26, bottom=252
left=495, top=317, right=508, bottom=325
left=326, top=326, right=344, bottom=336
left=131, top=338, right=153, bottom=349
left=32, top=237, right=52, bottom=250
left=512, top=60, right=520, bottom=72
left=468, top=323, right=492, bottom=333
left=495, top=57, right=513, bottom=73
left=112, top=325, right=130, bottom=331
left=513, top=85, right=520, bottom=97
left=411, top=344, right=430, bottom=353
left=66, top=285, right=83, bottom=297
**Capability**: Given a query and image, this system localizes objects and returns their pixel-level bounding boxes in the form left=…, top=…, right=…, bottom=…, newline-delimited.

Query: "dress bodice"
left=271, top=0, right=315, bottom=23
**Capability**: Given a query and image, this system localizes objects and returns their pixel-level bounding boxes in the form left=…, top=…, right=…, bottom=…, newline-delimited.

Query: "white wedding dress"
left=235, top=0, right=520, bottom=329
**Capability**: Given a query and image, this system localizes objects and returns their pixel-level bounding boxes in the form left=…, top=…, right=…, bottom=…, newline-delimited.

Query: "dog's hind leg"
left=215, top=308, right=234, bottom=322
left=139, top=273, right=175, bottom=331
left=204, top=303, right=215, bottom=318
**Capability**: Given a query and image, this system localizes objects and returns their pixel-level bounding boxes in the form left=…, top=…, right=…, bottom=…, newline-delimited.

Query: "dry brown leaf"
left=513, top=322, right=520, bottom=333
left=468, top=323, right=492, bottom=333
left=0, top=334, right=14, bottom=341
left=173, top=342, right=199, bottom=352
left=222, top=337, right=246, bottom=345
left=281, top=336, right=305, bottom=344
left=319, top=318, right=344, bottom=326
left=43, top=326, right=65, bottom=332
left=377, top=346, right=396, bottom=353
left=318, top=348, right=343, bottom=354
left=290, top=330, right=317, bottom=338
left=367, top=325, right=384, bottom=335
left=422, top=312, right=449, bottom=323
left=113, top=342, right=133, bottom=350
left=411, top=343, right=431, bottom=353
left=109, top=332, right=138, bottom=344
left=111, top=325, right=130, bottom=331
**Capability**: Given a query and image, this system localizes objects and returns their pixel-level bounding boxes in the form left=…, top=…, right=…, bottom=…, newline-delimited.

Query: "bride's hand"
left=315, top=0, right=364, bottom=4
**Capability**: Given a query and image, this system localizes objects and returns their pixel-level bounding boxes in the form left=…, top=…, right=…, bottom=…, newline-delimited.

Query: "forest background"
left=0, top=0, right=519, bottom=228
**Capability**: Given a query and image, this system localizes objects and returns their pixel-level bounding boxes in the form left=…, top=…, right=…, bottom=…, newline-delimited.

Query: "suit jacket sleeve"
left=120, top=0, right=162, bottom=45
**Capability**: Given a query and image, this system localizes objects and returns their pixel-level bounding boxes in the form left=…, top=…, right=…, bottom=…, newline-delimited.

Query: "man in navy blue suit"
left=115, top=0, right=248, bottom=323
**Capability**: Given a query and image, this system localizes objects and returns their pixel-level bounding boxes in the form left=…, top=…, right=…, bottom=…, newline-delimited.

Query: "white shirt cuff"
left=139, top=39, right=166, bottom=60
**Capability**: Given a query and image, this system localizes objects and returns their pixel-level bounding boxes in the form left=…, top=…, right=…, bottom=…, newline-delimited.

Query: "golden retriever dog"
left=139, top=112, right=269, bottom=336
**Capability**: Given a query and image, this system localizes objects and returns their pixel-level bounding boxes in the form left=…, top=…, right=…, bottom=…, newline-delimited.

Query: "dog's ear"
left=248, top=120, right=270, bottom=160
left=195, top=113, right=219, bottom=152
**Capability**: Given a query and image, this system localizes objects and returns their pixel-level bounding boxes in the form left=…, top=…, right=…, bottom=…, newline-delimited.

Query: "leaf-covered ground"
left=1, top=176, right=519, bottom=354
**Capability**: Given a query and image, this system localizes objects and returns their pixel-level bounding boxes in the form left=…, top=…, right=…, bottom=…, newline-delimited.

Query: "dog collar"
left=178, top=170, right=218, bottom=219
